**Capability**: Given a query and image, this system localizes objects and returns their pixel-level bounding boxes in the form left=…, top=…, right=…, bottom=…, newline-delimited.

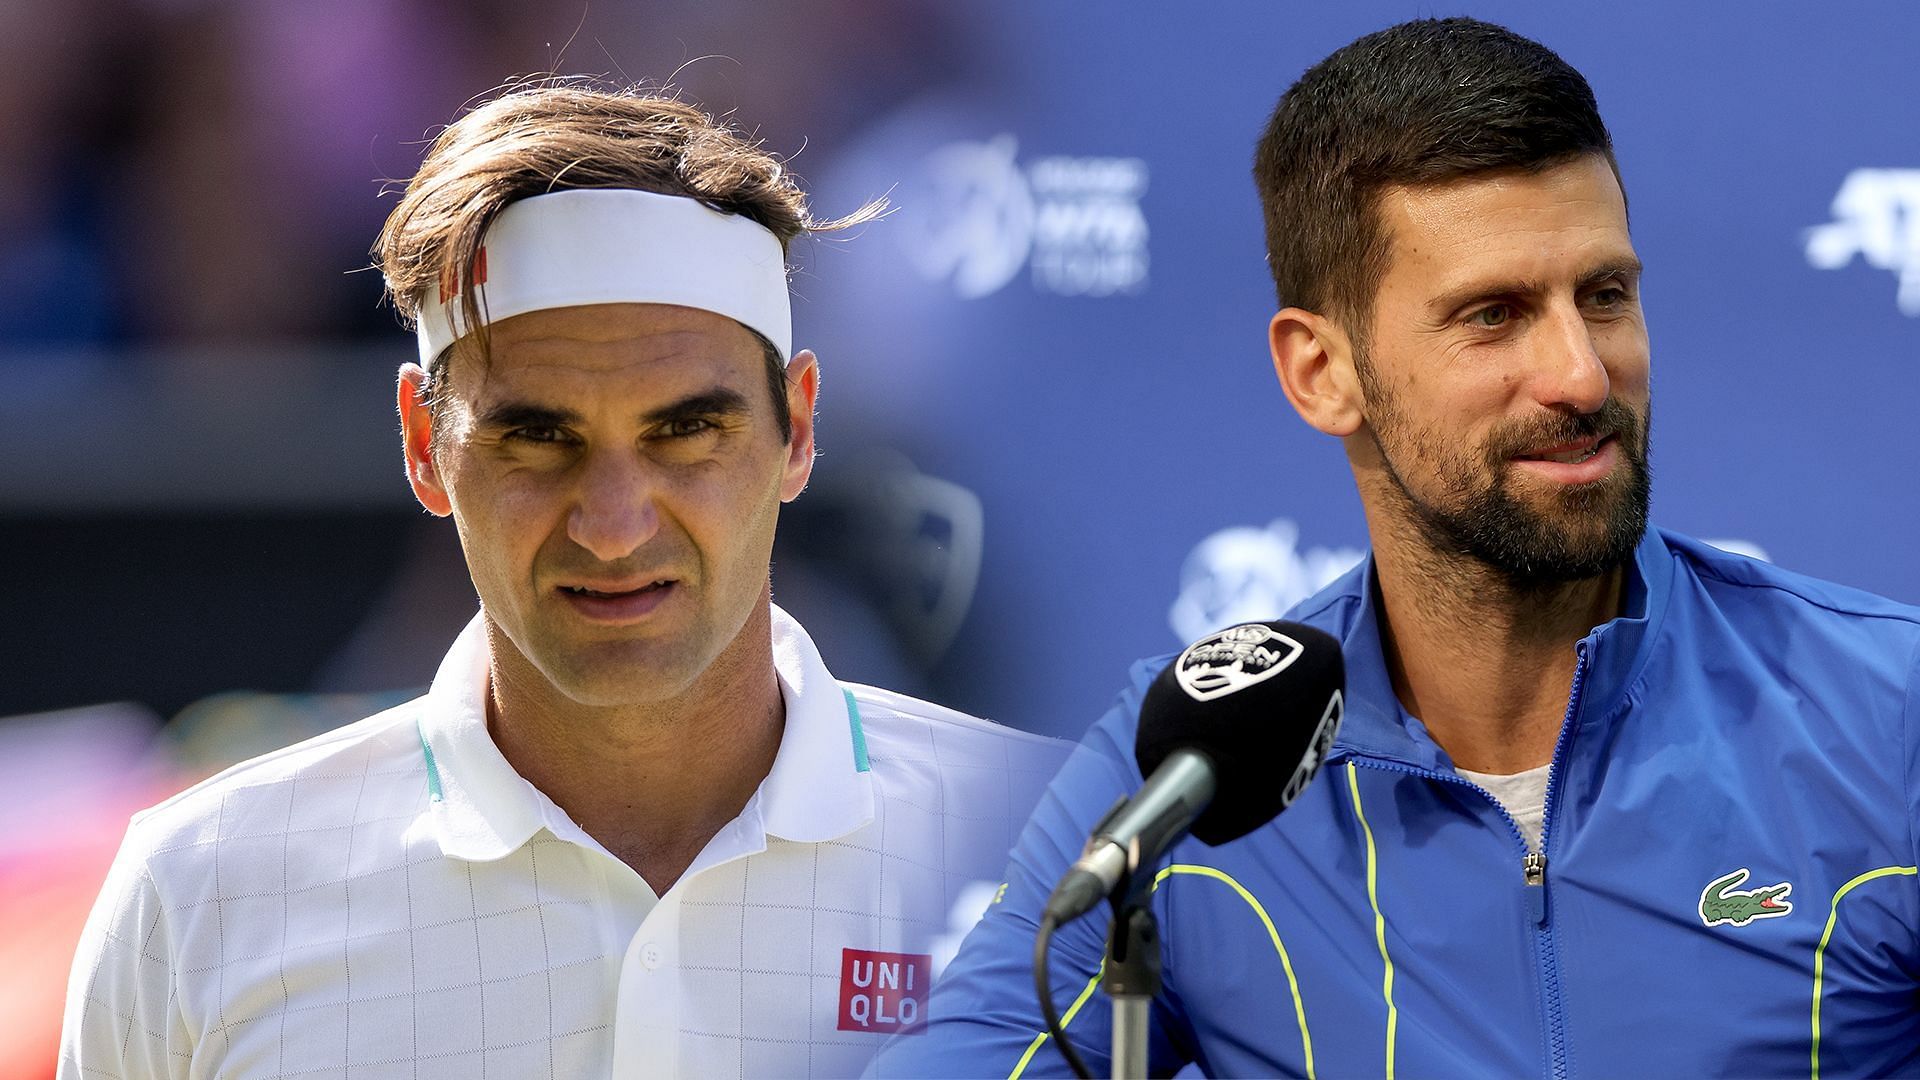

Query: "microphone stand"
left=1100, top=853, right=1163, bottom=1080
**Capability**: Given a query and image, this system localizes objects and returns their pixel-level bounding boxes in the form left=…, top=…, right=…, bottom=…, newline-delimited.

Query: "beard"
left=1364, top=369, right=1653, bottom=590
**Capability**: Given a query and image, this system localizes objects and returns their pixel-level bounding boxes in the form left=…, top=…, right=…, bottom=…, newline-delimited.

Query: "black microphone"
left=1042, top=621, right=1345, bottom=923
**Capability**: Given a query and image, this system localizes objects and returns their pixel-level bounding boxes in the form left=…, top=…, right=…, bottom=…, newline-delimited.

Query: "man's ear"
left=398, top=364, right=452, bottom=517
left=1269, top=307, right=1365, bottom=437
left=779, top=350, right=820, bottom=502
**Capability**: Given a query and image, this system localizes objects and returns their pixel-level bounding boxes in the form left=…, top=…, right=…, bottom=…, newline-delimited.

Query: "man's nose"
left=1531, top=301, right=1611, bottom=414
left=567, top=449, right=661, bottom=562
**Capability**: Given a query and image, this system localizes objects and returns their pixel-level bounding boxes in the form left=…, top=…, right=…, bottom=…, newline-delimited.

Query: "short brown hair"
left=1253, top=18, right=1616, bottom=338
left=375, top=82, right=881, bottom=440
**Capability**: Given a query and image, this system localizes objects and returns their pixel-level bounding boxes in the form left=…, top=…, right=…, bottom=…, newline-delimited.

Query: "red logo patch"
left=438, top=246, right=488, bottom=305
left=837, top=949, right=931, bottom=1035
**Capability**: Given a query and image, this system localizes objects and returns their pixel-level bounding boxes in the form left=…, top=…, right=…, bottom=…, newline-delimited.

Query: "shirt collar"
left=416, top=604, right=874, bottom=862
left=1322, top=527, right=1673, bottom=772
left=416, top=614, right=548, bottom=861
left=760, top=606, right=876, bottom=842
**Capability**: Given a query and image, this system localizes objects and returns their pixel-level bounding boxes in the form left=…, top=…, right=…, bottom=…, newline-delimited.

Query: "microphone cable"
left=1034, top=911, right=1095, bottom=1080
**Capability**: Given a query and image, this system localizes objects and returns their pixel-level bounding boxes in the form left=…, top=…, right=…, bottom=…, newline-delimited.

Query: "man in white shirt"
left=60, top=85, right=1067, bottom=1079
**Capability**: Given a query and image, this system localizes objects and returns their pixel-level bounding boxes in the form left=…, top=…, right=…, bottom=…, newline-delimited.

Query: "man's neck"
left=483, top=603, right=786, bottom=896
left=1369, top=523, right=1626, bottom=775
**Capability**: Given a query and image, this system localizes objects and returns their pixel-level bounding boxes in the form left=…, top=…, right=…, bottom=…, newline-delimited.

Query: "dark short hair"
left=1253, top=18, right=1617, bottom=335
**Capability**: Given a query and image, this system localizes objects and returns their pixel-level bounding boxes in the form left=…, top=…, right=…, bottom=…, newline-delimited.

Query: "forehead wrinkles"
left=497, top=328, right=748, bottom=372
left=1377, top=161, right=1632, bottom=295
left=477, top=303, right=763, bottom=376
left=462, top=332, right=760, bottom=406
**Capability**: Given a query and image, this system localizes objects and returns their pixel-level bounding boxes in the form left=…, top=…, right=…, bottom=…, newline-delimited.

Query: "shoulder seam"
left=1291, top=588, right=1361, bottom=624
left=842, top=682, right=1063, bottom=748
left=1687, top=560, right=1920, bottom=626
left=132, top=702, right=423, bottom=823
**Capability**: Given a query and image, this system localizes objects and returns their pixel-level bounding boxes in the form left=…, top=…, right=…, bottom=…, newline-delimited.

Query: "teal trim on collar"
left=842, top=688, right=871, bottom=773
left=416, top=718, right=445, bottom=802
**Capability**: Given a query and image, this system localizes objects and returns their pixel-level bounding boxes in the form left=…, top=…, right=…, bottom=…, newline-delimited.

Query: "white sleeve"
left=58, top=827, right=191, bottom=1080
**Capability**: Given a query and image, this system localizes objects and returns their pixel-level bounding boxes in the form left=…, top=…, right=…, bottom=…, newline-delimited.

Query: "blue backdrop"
left=8, top=8, right=1912, bottom=1072
left=0, top=2, right=1912, bottom=740
left=782, top=2, right=1920, bottom=738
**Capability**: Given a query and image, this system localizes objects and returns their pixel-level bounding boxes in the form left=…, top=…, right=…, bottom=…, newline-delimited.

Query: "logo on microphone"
left=1174, top=623, right=1304, bottom=701
left=1282, top=690, right=1343, bottom=808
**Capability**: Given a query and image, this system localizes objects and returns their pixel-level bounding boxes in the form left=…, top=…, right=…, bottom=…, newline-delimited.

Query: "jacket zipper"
left=1345, top=640, right=1588, bottom=1080
left=1532, top=641, right=1586, bottom=1080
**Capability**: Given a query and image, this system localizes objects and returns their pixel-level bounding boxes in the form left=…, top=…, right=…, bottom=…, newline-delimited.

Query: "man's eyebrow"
left=1429, top=257, right=1644, bottom=316
left=472, top=389, right=755, bottom=431
left=1575, top=258, right=1643, bottom=292
left=474, top=401, right=583, bottom=430
left=643, top=388, right=753, bottom=426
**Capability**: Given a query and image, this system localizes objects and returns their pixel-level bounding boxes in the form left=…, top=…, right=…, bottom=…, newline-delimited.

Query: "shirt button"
left=641, top=942, right=663, bottom=970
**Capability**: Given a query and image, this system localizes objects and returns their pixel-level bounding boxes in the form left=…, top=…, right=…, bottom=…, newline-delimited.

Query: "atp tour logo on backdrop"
left=1169, top=519, right=1365, bottom=644
left=1805, top=169, right=1920, bottom=315
left=837, top=949, right=930, bottom=1035
left=906, top=135, right=1149, bottom=299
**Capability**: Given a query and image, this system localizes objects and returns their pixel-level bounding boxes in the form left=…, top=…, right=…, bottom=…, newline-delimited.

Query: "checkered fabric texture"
left=61, top=681, right=1067, bottom=1079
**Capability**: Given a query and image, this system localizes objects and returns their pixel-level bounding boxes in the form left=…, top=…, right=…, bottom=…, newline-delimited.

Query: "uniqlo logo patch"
left=837, top=949, right=930, bottom=1035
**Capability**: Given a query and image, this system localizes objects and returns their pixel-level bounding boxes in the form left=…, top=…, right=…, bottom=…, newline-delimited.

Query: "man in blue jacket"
left=884, top=17, right=1920, bottom=1078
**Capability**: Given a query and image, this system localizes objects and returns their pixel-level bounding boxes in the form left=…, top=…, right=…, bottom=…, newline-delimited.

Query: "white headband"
left=413, top=188, right=793, bottom=364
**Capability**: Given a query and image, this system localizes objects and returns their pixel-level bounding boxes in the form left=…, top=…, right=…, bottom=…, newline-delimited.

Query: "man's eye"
left=1468, top=304, right=1512, bottom=328
left=1588, top=287, right=1628, bottom=309
left=664, top=418, right=716, bottom=438
left=508, top=426, right=565, bottom=443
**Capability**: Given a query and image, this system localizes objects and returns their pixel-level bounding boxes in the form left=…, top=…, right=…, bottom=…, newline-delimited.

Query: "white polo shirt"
left=60, top=607, right=1068, bottom=1079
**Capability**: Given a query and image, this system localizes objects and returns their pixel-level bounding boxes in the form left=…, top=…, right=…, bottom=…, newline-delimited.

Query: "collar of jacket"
left=1311, top=526, right=1676, bottom=773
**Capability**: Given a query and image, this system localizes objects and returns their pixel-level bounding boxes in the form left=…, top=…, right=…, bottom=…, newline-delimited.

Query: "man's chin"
left=531, top=638, right=708, bottom=709
left=1474, top=517, right=1645, bottom=586
left=1422, top=485, right=1645, bottom=586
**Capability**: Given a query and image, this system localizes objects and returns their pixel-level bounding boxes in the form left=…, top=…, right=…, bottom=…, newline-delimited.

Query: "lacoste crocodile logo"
left=1698, top=867, right=1794, bottom=927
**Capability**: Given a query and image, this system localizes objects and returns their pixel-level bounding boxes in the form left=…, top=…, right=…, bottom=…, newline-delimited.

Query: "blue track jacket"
left=880, top=528, right=1920, bottom=1078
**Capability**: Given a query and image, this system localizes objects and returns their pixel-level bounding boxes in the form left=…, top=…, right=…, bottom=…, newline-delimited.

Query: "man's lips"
left=557, top=577, right=674, bottom=597
left=554, top=578, right=678, bottom=622
left=1510, top=433, right=1620, bottom=483
left=1515, top=433, right=1609, bottom=462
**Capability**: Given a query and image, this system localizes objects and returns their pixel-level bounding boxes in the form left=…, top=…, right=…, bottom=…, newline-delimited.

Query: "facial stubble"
left=1359, top=352, right=1652, bottom=591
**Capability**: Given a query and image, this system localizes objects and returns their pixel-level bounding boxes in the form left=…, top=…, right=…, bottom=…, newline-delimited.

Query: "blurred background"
left=4, top=1, right=1917, bottom=1071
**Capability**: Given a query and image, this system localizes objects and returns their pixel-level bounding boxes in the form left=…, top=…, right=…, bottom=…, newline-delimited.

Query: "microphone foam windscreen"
left=1135, top=621, right=1345, bottom=846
